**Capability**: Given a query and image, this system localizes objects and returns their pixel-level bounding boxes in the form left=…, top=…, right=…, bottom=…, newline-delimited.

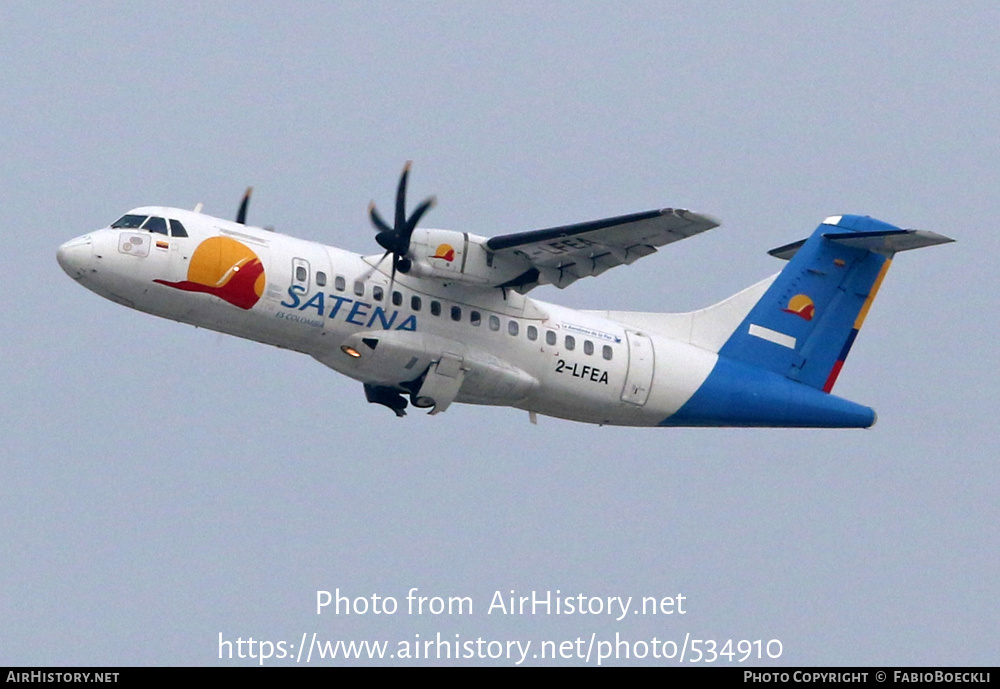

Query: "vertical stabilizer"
left=662, top=214, right=952, bottom=428
left=718, top=215, right=952, bottom=392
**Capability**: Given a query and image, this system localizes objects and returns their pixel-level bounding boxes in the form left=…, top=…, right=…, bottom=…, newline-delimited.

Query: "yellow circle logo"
left=781, top=294, right=815, bottom=321
left=154, top=236, right=265, bottom=309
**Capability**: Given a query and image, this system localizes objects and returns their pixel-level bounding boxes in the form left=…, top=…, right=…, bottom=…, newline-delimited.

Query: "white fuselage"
left=58, top=207, right=719, bottom=425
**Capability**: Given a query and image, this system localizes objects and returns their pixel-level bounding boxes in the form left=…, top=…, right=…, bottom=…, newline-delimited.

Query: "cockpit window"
left=142, top=216, right=168, bottom=235
left=169, top=219, right=188, bottom=237
left=111, top=214, right=148, bottom=229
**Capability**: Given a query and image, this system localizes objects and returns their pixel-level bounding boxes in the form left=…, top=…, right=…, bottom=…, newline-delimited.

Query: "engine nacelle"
left=402, top=228, right=493, bottom=285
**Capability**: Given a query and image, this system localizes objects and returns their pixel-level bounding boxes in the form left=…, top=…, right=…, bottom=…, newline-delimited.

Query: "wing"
left=485, top=208, right=719, bottom=292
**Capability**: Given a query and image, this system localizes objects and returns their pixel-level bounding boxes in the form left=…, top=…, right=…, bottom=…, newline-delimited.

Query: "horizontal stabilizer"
left=770, top=228, right=953, bottom=260
left=823, top=229, right=954, bottom=254
left=768, top=238, right=807, bottom=260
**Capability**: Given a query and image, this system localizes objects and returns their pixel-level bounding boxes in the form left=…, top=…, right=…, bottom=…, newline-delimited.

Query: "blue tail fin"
left=660, top=215, right=952, bottom=427
left=719, top=215, right=952, bottom=392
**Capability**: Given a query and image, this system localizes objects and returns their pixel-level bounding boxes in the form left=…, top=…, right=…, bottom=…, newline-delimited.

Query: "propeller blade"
left=368, top=202, right=392, bottom=235
left=405, top=196, right=437, bottom=238
left=366, top=162, right=435, bottom=277
left=236, top=186, right=253, bottom=225
left=359, top=249, right=393, bottom=281
left=375, top=232, right=395, bottom=253
left=394, top=161, right=412, bottom=231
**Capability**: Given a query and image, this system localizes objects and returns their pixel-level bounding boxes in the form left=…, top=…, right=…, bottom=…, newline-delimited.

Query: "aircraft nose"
left=57, top=235, right=93, bottom=279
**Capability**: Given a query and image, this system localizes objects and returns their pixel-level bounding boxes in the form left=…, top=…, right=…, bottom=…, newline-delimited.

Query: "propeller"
left=236, top=186, right=253, bottom=225
left=368, top=161, right=435, bottom=289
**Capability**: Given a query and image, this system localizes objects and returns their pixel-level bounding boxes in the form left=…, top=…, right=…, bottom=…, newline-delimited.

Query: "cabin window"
left=565, top=335, right=575, bottom=351
left=335, top=276, right=346, bottom=291
left=353, top=280, right=365, bottom=297
left=111, top=214, right=147, bottom=229
left=489, top=315, right=500, bottom=331
left=430, top=300, right=441, bottom=316
left=451, top=305, right=462, bottom=321
left=508, top=320, right=519, bottom=336
left=470, top=311, right=482, bottom=326
left=392, top=291, right=403, bottom=306
left=584, top=340, right=594, bottom=355
left=142, top=216, right=168, bottom=235
left=316, top=271, right=327, bottom=287
left=603, top=345, right=613, bottom=361
left=168, top=219, right=188, bottom=237
left=545, top=330, right=556, bottom=345
left=292, top=259, right=309, bottom=286
left=372, top=286, right=384, bottom=302
left=411, top=295, right=421, bottom=311
left=527, top=325, right=538, bottom=341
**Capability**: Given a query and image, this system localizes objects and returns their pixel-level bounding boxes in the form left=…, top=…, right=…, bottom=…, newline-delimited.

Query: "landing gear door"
left=415, top=352, right=465, bottom=415
left=621, top=331, right=654, bottom=406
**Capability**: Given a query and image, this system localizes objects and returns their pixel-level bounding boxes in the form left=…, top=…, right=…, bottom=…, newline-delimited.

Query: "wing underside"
left=486, top=208, right=719, bottom=291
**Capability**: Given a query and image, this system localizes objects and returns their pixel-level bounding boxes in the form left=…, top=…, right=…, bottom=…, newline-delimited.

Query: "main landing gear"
left=363, top=384, right=408, bottom=417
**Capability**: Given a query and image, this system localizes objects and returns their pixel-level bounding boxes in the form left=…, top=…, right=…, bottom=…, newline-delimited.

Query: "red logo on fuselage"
left=154, top=236, right=265, bottom=310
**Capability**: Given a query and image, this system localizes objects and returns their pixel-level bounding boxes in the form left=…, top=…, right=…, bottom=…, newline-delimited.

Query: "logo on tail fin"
left=782, top=294, right=815, bottom=321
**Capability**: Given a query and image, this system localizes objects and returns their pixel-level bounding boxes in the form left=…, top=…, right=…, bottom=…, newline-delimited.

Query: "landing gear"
left=363, top=357, right=463, bottom=417
left=363, top=383, right=408, bottom=417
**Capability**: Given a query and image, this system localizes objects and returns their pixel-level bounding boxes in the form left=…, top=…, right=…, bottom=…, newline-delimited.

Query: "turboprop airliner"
left=57, top=164, right=952, bottom=426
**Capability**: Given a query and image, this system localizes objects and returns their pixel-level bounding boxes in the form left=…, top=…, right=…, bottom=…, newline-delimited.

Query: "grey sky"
left=2, top=1, right=997, bottom=665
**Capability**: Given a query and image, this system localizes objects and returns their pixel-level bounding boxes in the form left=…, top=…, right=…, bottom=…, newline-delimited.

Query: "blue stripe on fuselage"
left=660, top=355, right=876, bottom=428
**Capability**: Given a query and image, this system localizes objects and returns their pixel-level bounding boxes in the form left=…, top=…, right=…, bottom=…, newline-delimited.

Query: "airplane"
left=57, top=163, right=953, bottom=427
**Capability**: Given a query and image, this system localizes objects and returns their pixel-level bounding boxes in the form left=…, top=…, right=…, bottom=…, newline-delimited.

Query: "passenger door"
left=621, top=330, right=654, bottom=405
